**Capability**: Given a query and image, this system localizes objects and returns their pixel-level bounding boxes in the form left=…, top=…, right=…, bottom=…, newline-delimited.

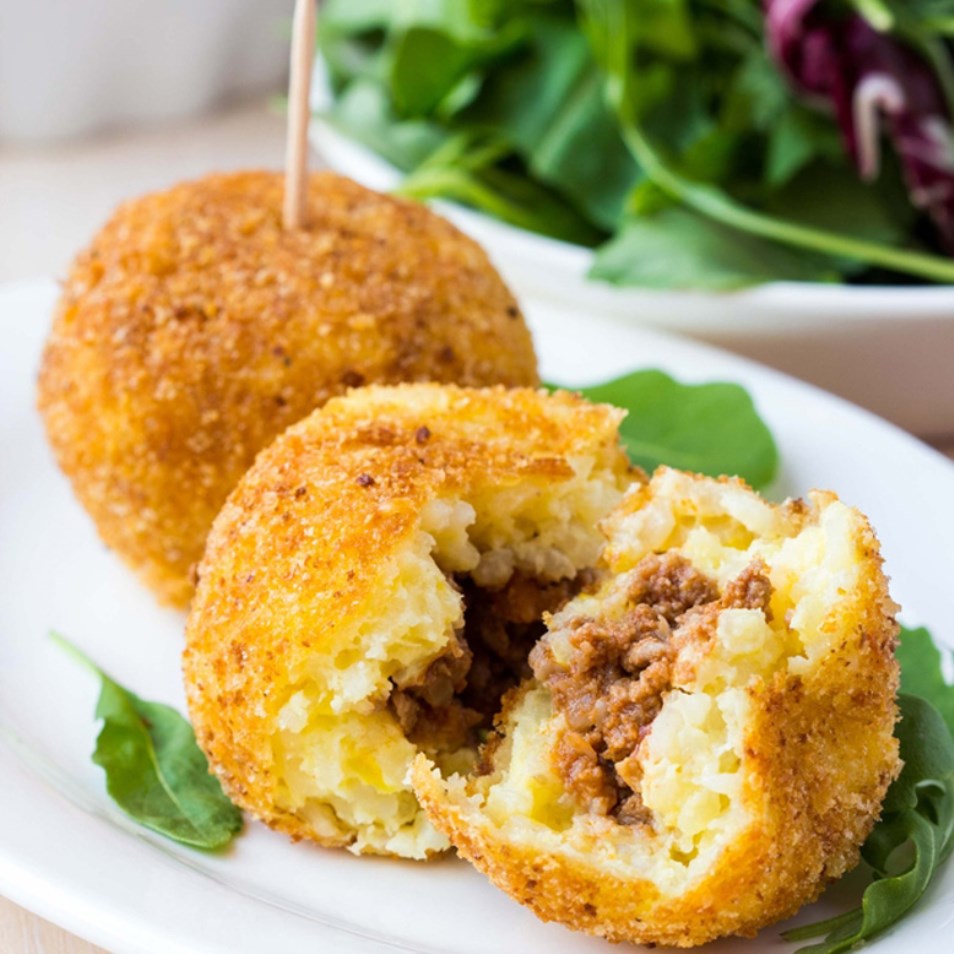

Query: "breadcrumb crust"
left=413, top=474, right=901, bottom=947
left=37, top=171, right=538, bottom=606
left=183, top=384, right=630, bottom=854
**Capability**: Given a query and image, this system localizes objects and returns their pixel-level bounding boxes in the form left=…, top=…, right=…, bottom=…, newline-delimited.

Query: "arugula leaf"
left=566, top=368, right=778, bottom=488
left=52, top=632, right=242, bottom=850
left=320, top=0, right=392, bottom=35
left=897, top=625, right=954, bottom=738
left=317, top=0, right=393, bottom=93
left=720, top=46, right=790, bottom=134
left=388, top=16, right=524, bottom=118
left=326, top=80, right=451, bottom=173
left=762, top=162, right=911, bottom=277
left=879, top=695, right=954, bottom=816
left=581, top=0, right=954, bottom=285
left=320, top=0, right=954, bottom=287
left=389, top=28, right=483, bottom=116
left=628, top=0, right=697, bottom=59
left=398, top=132, right=604, bottom=244
left=463, top=16, right=638, bottom=231
left=764, top=107, right=843, bottom=188
left=591, top=207, right=839, bottom=289
left=849, top=0, right=954, bottom=36
left=783, top=627, right=954, bottom=953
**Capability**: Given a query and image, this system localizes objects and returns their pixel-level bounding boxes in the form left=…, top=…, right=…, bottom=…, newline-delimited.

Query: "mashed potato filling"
left=430, top=470, right=870, bottom=884
left=272, top=458, right=624, bottom=856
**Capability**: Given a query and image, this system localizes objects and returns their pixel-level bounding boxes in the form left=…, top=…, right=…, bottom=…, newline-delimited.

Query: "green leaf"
left=765, top=162, right=908, bottom=253
left=625, top=179, right=675, bottom=217
left=846, top=0, right=898, bottom=31
left=640, top=66, right=716, bottom=157
left=590, top=207, right=839, bottom=290
left=879, top=693, right=954, bottom=818
left=626, top=0, right=697, bottom=59
left=389, top=28, right=482, bottom=116
left=764, top=108, right=844, bottom=188
left=326, top=80, right=450, bottom=172
left=398, top=132, right=604, bottom=244
left=387, top=0, right=498, bottom=40
left=849, top=0, right=954, bottom=35
left=580, top=0, right=954, bottom=284
left=832, top=804, right=946, bottom=952
left=387, top=16, right=524, bottom=118
left=52, top=632, right=242, bottom=850
left=321, top=0, right=954, bottom=287
left=317, top=0, right=393, bottom=91
left=782, top=624, right=954, bottom=954
left=566, top=368, right=779, bottom=488
left=897, top=625, right=954, bottom=740
left=721, top=48, right=790, bottom=133
left=463, top=16, right=638, bottom=231
left=320, top=0, right=393, bottom=34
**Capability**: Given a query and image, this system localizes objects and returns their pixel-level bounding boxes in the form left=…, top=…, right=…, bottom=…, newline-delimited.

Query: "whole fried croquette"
left=183, top=384, right=634, bottom=859
left=37, top=171, right=538, bottom=607
left=412, top=468, right=901, bottom=947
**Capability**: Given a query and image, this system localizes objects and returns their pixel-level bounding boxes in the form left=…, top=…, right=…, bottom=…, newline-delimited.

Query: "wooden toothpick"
left=283, top=0, right=317, bottom=230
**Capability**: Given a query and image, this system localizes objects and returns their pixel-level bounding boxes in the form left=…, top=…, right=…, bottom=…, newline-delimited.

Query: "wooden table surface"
left=0, top=898, right=107, bottom=954
left=3, top=99, right=954, bottom=954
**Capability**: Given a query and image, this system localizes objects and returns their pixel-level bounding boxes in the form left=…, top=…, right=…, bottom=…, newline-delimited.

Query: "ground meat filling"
left=531, top=554, right=774, bottom=824
left=389, top=571, right=581, bottom=752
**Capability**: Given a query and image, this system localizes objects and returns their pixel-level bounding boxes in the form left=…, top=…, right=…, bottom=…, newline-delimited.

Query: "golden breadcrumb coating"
left=183, top=384, right=633, bottom=858
left=413, top=468, right=901, bottom=946
left=37, top=171, right=538, bottom=607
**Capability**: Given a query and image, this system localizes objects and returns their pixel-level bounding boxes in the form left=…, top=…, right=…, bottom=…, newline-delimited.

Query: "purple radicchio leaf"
left=765, top=0, right=954, bottom=251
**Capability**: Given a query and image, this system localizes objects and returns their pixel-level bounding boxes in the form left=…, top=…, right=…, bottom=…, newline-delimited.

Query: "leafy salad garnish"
left=783, top=626, right=954, bottom=953
left=319, top=0, right=954, bottom=287
left=567, top=369, right=779, bottom=487
left=52, top=632, right=242, bottom=850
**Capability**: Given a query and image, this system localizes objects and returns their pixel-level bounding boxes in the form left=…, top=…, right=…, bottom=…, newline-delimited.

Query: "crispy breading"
left=413, top=468, right=901, bottom=946
left=37, top=171, right=538, bottom=606
left=183, top=384, right=632, bottom=858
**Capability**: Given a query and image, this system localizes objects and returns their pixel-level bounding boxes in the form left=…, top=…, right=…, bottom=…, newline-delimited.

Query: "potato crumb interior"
left=270, top=458, right=625, bottom=857
left=438, top=469, right=884, bottom=885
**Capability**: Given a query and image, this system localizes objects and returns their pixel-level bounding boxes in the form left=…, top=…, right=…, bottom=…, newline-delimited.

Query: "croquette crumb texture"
left=37, top=171, right=538, bottom=607
left=183, top=384, right=631, bottom=858
left=413, top=470, right=901, bottom=947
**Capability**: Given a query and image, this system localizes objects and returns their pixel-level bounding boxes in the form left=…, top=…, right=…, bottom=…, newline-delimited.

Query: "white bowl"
left=310, top=94, right=954, bottom=437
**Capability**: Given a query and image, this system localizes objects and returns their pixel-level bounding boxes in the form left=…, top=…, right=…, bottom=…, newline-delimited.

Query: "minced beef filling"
left=530, top=553, right=774, bottom=824
left=389, top=571, right=582, bottom=751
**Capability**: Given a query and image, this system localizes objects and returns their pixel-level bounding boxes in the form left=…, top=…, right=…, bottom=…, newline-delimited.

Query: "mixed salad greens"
left=318, top=0, right=954, bottom=288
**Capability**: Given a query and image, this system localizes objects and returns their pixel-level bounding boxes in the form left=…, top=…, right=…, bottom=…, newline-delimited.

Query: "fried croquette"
left=412, top=468, right=901, bottom=946
left=183, top=384, right=633, bottom=859
left=37, top=171, right=539, bottom=607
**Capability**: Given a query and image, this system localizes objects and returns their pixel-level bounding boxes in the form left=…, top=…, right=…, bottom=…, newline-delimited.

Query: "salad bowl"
left=312, top=109, right=954, bottom=438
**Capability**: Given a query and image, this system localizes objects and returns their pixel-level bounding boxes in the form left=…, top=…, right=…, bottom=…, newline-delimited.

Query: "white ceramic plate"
left=310, top=67, right=954, bottom=437
left=1, top=280, right=953, bottom=954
